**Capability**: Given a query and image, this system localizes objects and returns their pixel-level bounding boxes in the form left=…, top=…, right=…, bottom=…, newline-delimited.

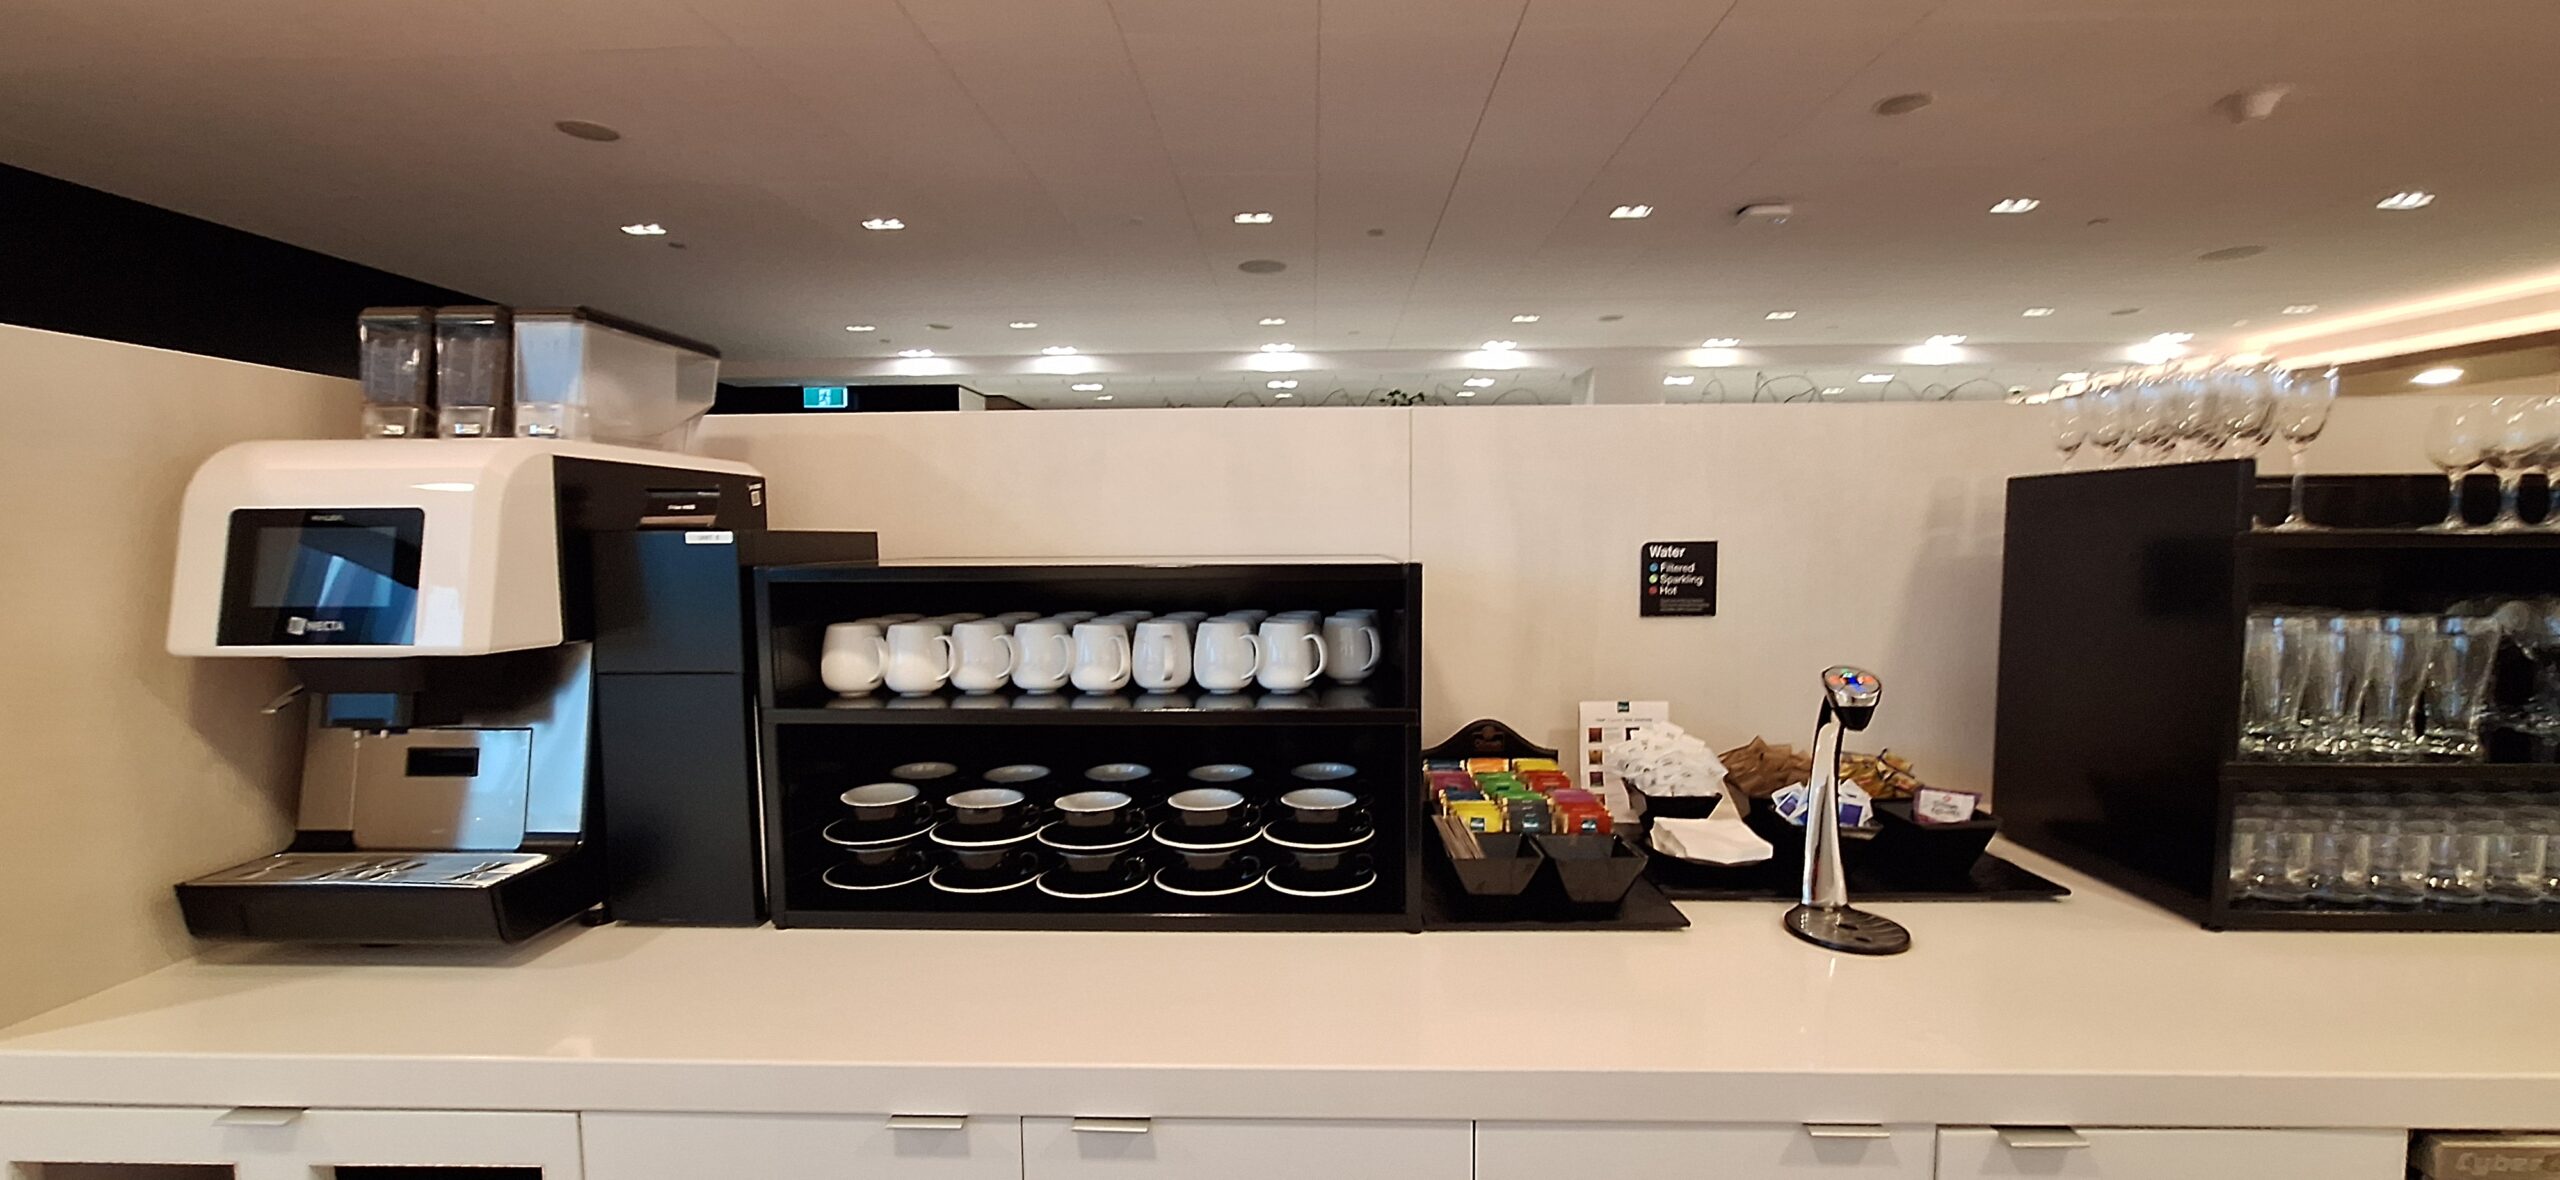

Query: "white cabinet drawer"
left=581, top=1112, right=1020, bottom=1180
left=0, top=1105, right=583, bottom=1179
left=1935, top=1127, right=2406, bottom=1179
left=1477, top=1120, right=1934, bottom=1179
left=1023, top=1116, right=1471, bottom=1180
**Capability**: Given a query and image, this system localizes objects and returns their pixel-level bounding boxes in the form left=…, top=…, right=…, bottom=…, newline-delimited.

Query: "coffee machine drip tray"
left=188, top=852, right=552, bottom=888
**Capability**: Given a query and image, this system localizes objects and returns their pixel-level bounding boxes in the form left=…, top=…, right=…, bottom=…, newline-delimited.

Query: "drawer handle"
left=887, top=1114, right=968, bottom=1131
left=1804, top=1122, right=1893, bottom=1140
left=1996, top=1126, right=2090, bottom=1150
left=1071, top=1117, right=1153, bottom=1135
left=217, top=1107, right=306, bottom=1127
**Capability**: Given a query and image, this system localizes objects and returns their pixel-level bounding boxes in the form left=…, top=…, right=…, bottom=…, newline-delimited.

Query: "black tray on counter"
left=1421, top=848, right=1689, bottom=931
left=1644, top=847, right=2069, bottom=902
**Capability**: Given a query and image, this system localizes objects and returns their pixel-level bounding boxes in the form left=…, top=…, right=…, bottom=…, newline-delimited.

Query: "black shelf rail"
left=1997, top=462, right=2560, bottom=932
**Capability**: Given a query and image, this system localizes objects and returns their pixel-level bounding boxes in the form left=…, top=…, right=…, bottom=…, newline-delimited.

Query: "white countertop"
left=3, top=843, right=2555, bottom=1129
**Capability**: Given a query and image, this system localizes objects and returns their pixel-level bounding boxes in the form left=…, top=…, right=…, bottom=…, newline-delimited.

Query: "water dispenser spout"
left=1783, top=665, right=1913, bottom=956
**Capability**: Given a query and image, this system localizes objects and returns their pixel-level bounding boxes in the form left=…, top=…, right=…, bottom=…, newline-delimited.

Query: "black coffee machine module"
left=164, top=439, right=873, bottom=943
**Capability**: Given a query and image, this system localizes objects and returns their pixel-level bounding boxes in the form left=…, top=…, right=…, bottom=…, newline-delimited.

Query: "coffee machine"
left=166, top=438, right=872, bottom=942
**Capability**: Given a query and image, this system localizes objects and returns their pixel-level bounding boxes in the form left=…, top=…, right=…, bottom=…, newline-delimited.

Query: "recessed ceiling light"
left=1232, top=211, right=1275, bottom=224
left=1071, top=383, right=1104, bottom=392
left=619, top=222, right=668, bottom=236
left=555, top=119, right=623, bottom=142
left=1481, top=340, right=1519, bottom=351
left=1259, top=317, right=1288, bottom=326
left=1260, top=342, right=1295, bottom=353
left=861, top=217, right=906, bottom=231
left=1700, top=337, right=1741, bottom=348
left=2411, top=366, right=2465, bottom=386
left=1266, top=379, right=1298, bottom=389
left=1511, top=314, right=1541, bottom=323
left=2152, top=332, right=2196, bottom=344
left=844, top=324, right=877, bottom=332
left=1662, top=374, right=1696, bottom=386
left=1873, top=92, right=1934, bottom=116
left=2110, top=307, right=2142, bottom=316
left=1094, top=394, right=1114, bottom=402
left=1989, top=198, right=2042, bottom=214
left=1041, top=345, right=1078, bottom=355
left=1009, top=321, right=1038, bottom=329
left=2058, top=371, right=2093, bottom=382
left=2376, top=191, right=2436, bottom=211
left=1463, top=377, right=1496, bottom=388
left=2022, top=307, right=2056, bottom=318
left=1820, top=386, right=1846, bottom=395
left=1859, top=373, right=1894, bottom=383
left=1764, top=310, right=1797, bottom=321
left=897, top=348, right=935, bottom=358
left=2283, top=304, right=2319, bottom=315
left=1238, top=259, right=1288, bottom=274
left=2199, top=245, right=2266, bottom=262
left=1457, top=390, right=1478, bottom=398
left=1925, top=334, right=1968, bottom=346
left=1273, top=392, right=1294, bottom=399
left=1608, top=204, right=1654, bottom=220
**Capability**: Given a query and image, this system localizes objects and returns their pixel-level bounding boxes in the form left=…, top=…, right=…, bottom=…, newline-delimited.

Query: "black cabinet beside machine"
left=754, top=561, right=1425, bottom=931
left=1995, top=460, right=2560, bottom=931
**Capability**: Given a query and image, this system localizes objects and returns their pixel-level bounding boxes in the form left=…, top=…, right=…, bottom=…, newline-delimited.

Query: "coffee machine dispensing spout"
left=1782, top=665, right=1913, bottom=956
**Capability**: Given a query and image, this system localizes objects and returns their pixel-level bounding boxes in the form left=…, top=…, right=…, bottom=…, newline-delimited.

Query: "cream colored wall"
left=0, top=326, right=353, bottom=1028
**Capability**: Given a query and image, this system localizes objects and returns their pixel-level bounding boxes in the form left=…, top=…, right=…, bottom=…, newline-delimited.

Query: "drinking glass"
left=2308, top=815, right=2375, bottom=906
left=2297, top=615, right=2371, bottom=758
left=2086, top=385, right=2131, bottom=466
left=2169, top=372, right=2216, bottom=460
left=2240, top=612, right=2310, bottom=758
left=2511, top=804, right=2560, bottom=895
left=2424, top=403, right=2488, bottom=532
left=2052, top=397, right=2086, bottom=466
left=2419, top=615, right=2503, bottom=760
left=2483, top=822, right=2549, bottom=907
left=2481, top=397, right=2554, bottom=532
left=2234, top=817, right=2312, bottom=903
left=2130, top=377, right=2178, bottom=465
left=2356, top=615, right=2435, bottom=760
left=2266, top=367, right=2337, bottom=531
left=2495, top=598, right=2560, bottom=736
left=2216, top=366, right=2273, bottom=459
left=2370, top=816, right=2436, bottom=908
left=2426, top=818, right=2494, bottom=907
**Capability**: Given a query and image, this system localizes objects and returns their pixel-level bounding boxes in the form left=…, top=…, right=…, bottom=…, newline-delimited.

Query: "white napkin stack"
left=1603, top=722, right=1729, bottom=799
left=1648, top=812, right=1772, bottom=866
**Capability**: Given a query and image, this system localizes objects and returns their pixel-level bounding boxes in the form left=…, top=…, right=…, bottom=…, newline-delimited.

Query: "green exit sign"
left=802, top=385, right=850, bottom=409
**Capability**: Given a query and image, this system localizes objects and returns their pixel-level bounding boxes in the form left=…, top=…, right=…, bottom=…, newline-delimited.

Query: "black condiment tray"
left=1644, top=846, right=2069, bottom=902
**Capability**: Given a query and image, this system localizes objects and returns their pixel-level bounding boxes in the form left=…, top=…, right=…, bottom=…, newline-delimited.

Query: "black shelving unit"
left=753, top=560, right=1425, bottom=931
left=1995, top=461, right=2560, bottom=931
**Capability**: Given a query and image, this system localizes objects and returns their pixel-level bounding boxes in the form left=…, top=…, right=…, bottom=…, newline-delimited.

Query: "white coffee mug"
left=1216, top=609, right=1270, bottom=628
left=1161, top=610, right=1211, bottom=626
left=950, top=620, right=1017, bottom=694
left=1052, top=610, right=1098, bottom=625
left=1273, top=610, right=1323, bottom=622
left=1192, top=619, right=1262, bottom=694
left=883, top=622, right=955, bottom=696
left=1133, top=619, right=1193, bottom=692
left=1255, top=617, right=1328, bottom=694
left=992, top=610, right=1041, bottom=625
left=1321, top=613, right=1382, bottom=684
left=1010, top=619, right=1075, bottom=693
left=820, top=622, right=888, bottom=695
left=1071, top=621, right=1133, bottom=693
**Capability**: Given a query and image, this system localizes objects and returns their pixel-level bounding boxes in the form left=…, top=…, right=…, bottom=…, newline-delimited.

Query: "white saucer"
left=1259, top=824, right=1375, bottom=852
left=1037, top=820, right=1149, bottom=852
left=1036, top=868, right=1151, bottom=900
left=929, top=866, right=1039, bottom=894
left=930, top=822, right=1041, bottom=849
left=822, top=819, right=932, bottom=848
left=1152, top=867, right=1262, bottom=898
left=1263, top=867, right=1378, bottom=898
left=821, top=862, right=931, bottom=891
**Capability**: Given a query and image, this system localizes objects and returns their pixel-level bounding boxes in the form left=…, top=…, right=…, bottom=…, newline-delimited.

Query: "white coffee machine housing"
left=170, top=439, right=622, bottom=656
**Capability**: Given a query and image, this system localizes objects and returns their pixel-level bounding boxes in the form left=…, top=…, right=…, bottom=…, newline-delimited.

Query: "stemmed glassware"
left=2266, top=366, right=2338, bottom=531
left=2424, top=403, right=2488, bottom=531
left=2051, top=397, right=2086, bottom=467
left=2216, top=366, right=2274, bottom=458
left=2088, top=383, right=2131, bottom=465
left=2482, top=398, right=2542, bottom=532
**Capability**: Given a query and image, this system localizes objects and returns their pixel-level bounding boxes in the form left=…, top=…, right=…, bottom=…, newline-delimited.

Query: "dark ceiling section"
left=0, top=163, right=484, bottom=379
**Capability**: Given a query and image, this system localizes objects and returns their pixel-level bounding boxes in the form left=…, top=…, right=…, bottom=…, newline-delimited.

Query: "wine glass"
left=2087, top=383, right=2131, bottom=466
left=2169, top=371, right=2217, bottom=460
left=2481, top=397, right=2553, bottom=532
left=2218, top=366, right=2274, bottom=459
left=2052, top=396, right=2087, bottom=466
left=2130, top=375, right=2177, bottom=464
left=2266, top=366, right=2337, bottom=531
left=2424, top=403, right=2487, bottom=531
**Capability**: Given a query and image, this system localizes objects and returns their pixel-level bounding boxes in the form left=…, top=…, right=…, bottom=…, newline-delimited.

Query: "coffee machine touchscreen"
left=217, top=507, right=422, bottom=646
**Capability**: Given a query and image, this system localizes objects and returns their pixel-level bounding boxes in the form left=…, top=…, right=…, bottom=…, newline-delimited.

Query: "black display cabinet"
left=1996, top=460, right=2560, bottom=931
left=754, top=561, right=1424, bottom=931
